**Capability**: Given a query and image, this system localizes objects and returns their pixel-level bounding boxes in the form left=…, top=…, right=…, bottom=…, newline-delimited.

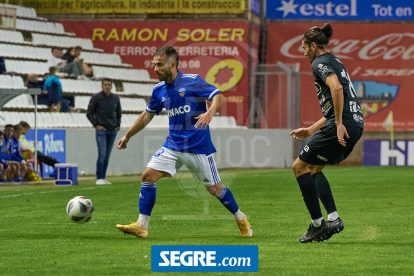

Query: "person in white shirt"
left=47, top=47, right=83, bottom=77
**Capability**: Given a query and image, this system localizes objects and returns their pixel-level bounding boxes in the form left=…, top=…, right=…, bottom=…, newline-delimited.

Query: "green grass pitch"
left=1, top=167, right=413, bottom=275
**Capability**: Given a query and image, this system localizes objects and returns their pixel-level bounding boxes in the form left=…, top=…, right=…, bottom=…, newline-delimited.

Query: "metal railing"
left=251, top=62, right=302, bottom=129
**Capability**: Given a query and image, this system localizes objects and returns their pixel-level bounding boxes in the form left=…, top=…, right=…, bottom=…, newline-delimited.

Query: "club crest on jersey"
left=178, top=88, right=186, bottom=97
left=318, top=64, right=328, bottom=76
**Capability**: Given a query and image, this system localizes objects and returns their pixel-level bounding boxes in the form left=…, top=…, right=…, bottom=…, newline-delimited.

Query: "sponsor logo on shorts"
left=353, top=114, right=364, bottom=123
left=317, top=155, right=328, bottom=162
left=155, top=148, right=165, bottom=157
left=304, top=145, right=309, bottom=152
left=167, top=105, right=191, bottom=117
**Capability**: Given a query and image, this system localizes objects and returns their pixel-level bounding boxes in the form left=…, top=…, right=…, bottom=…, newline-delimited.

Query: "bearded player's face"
left=153, top=54, right=173, bottom=82
left=302, top=40, right=317, bottom=63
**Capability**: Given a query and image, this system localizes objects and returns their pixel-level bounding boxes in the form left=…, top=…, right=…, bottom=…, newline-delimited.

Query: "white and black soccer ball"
left=66, top=196, right=94, bottom=224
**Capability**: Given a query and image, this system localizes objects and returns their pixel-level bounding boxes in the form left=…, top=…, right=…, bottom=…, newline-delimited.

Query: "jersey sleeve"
left=146, top=90, right=163, bottom=115
left=193, top=75, right=221, bottom=101
left=312, top=59, right=335, bottom=83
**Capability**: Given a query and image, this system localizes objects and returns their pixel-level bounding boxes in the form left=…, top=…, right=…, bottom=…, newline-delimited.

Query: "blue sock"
left=216, top=186, right=239, bottom=213
left=139, top=182, right=157, bottom=216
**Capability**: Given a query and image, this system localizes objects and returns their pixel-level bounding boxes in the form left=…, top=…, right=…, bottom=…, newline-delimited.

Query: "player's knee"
left=141, top=171, right=157, bottom=183
left=291, top=161, right=300, bottom=174
left=206, top=186, right=220, bottom=196
left=292, top=161, right=305, bottom=176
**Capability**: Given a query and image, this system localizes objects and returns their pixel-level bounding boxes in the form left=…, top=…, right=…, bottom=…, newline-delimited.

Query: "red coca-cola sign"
left=267, top=22, right=414, bottom=131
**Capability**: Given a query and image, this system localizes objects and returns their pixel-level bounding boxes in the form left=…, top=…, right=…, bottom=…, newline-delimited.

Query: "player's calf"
left=207, top=183, right=253, bottom=237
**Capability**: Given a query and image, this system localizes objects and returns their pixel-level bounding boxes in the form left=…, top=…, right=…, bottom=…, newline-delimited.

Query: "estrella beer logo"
left=205, top=59, right=244, bottom=92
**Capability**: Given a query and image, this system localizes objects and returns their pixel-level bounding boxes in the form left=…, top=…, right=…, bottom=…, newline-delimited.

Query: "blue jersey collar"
left=166, top=70, right=182, bottom=87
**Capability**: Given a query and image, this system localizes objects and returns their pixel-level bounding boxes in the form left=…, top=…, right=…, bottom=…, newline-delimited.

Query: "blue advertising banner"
left=267, top=0, right=414, bottom=21
left=151, top=245, right=258, bottom=272
left=363, top=140, right=414, bottom=166
left=25, top=129, right=66, bottom=177
left=251, top=0, right=261, bottom=17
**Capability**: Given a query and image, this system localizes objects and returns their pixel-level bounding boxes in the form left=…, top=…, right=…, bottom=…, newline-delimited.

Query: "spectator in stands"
left=0, top=131, right=12, bottom=182
left=87, top=78, right=122, bottom=185
left=27, top=73, right=49, bottom=105
left=19, top=121, right=59, bottom=170
left=44, top=67, right=69, bottom=112
left=11, top=124, right=40, bottom=181
left=83, top=63, right=94, bottom=79
left=29, top=72, right=75, bottom=108
left=74, top=46, right=82, bottom=59
left=47, top=47, right=83, bottom=78
left=74, top=46, right=95, bottom=79
left=0, top=56, right=6, bottom=74
left=62, top=47, right=76, bottom=63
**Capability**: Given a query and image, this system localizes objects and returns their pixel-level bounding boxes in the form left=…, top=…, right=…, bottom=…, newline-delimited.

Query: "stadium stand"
left=0, top=4, right=242, bottom=131
left=32, top=33, right=94, bottom=49
left=0, top=75, right=25, bottom=89
left=0, top=3, right=38, bottom=19
left=59, top=79, right=116, bottom=94
left=4, top=60, right=49, bottom=74
left=4, top=94, right=48, bottom=110
left=0, top=43, right=130, bottom=67
left=0, top=29, right=27, bottom=44
left=122, top=83, right=153, bottom=96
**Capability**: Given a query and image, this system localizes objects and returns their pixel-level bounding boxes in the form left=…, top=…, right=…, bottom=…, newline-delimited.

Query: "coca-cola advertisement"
left=266, top=22, right=414, bottom=131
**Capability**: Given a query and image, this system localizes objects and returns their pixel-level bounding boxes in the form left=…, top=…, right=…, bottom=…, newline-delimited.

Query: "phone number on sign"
left=144, top=59, right=201, bottom=69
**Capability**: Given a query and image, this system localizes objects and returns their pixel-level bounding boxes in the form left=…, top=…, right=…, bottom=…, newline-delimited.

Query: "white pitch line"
left=0, top=186, right=110, bottom=199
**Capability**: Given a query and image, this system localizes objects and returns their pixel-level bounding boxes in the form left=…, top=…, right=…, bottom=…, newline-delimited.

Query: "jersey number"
left=341, top=70, right=357, bottom=98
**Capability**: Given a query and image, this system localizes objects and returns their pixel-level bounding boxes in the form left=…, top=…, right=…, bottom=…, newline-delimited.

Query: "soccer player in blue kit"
left=115, top=46, right=252, bottom=238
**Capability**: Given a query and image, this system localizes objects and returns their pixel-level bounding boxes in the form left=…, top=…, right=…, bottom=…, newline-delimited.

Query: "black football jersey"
left=311, top=52, right=364, bottom=128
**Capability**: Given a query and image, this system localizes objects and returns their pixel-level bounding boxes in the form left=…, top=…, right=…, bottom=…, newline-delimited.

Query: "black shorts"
left=299, top=124, right=363, bottom=165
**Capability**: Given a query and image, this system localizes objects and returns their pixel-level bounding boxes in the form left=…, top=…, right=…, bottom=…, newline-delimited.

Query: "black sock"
left=296, top=172, right=322, bottom=220
left=312, top=171, right=337, bottom=215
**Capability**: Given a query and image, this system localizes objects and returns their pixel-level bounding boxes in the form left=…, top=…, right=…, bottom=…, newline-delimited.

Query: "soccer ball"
left=66, top=196, right=94, bottom=223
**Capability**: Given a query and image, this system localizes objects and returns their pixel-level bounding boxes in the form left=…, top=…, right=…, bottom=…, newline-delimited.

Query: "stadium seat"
left=79, top=52, right=126, bottom=66
left=0, top=3, right=37, bottom=19
left=32, top=33, right=94, bottom=50
left=147, top=115, right=169, bottom=129
left=61, top=79, right=116, bottom=94
left=122, top=83, right=154, bottom=96
left=93, top=66, right=151, bottom=82
left=0, top=29, right=25, bottom=44
left=0, top=75, right=25, bottom=89
left=15, top=19, right=67, bottom=35
left=4, top=59, right=49, bottom=74
left=119, top=98, right=147, bottom=112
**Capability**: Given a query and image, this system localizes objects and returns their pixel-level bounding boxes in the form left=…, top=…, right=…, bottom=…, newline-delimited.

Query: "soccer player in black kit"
left=290, top=23, right=364, bottom=243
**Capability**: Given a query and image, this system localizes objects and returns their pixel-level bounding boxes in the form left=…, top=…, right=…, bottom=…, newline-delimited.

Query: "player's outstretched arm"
left=290, top=117, right=326, bottom=141
left=195, top=93, right=225, bottom=129
left=117, top=111, right=155, bottom=149
left=326, top=73, right=349, bottom=147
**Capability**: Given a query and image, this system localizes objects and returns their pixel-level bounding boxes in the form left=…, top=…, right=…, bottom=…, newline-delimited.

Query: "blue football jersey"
left=146, top=71, right=221, bottom=155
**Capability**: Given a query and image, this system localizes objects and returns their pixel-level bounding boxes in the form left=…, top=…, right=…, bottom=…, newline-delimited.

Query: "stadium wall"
left=65, top=129, right=293, bottom=176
